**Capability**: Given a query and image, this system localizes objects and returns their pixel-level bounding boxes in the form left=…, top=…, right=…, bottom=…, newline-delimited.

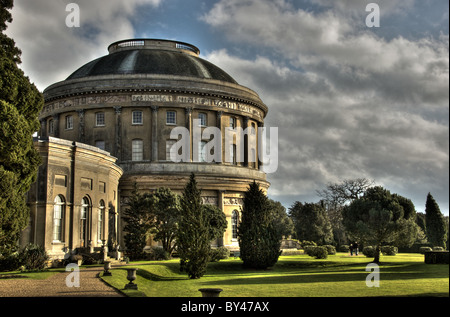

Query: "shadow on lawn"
left=200, top=261, right=449, bottom=286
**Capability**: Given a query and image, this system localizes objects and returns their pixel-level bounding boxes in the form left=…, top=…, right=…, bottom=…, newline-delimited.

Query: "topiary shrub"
left=313, top=246, right=328, bottom=259
left=324, top=245, right=336, bottom=255
left=305, top=246, right=328, bottom=259
left=18, top=244, right=49, bottom=271
left=381, top=246, right=398, bottom=256
left=209, top=247, right=230, bottom=262
left=146, top=246, right=170, bottom=261
left=363, top=246, right=376, bottom=258
left=339, top=245, right=349, bottom=253
left=0, top=253, right=21, bottom=272
left=419, top=247, right=432, bottom=254
left=303, top=245, right=316, bottom=257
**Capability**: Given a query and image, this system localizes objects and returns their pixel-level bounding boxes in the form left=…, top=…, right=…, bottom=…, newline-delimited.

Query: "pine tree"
left=425, top=193, right=447, bottom=249
left=122, top=184, right=155, bottom=260
left=177, top=174, right=211, bottom=279
left=0, top=0, right=44, bottom=256
left=238, top=181, right=282, bottom=269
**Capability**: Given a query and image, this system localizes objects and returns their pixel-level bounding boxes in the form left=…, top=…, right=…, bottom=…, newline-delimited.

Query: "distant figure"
left=353, top=242, right=359, bottom=256
left=350, top=243, right=353, bottom=256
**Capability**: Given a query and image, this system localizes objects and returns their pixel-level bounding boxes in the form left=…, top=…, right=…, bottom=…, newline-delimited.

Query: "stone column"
left=185, top=107, right=192, bottom=162
left=40, top=118, right=47, bottom=138
left=76, top=109, right=85, bottom=143
left=243, top=116, right=249, bottom=167
left=52, top=114, right=60, bottom=138
left=114, top=106, right=122, bottom=160
left=257, top=121, right=264, bottom=170
left=216, top=111, right=223, bottom=163
left=151, top=106, right=158, bottom=162
left=217, top=190, right=225, bottom=247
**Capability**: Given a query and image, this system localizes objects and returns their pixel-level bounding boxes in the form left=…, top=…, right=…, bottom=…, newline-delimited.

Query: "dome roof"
left=66, top=39, right=237, bottom=84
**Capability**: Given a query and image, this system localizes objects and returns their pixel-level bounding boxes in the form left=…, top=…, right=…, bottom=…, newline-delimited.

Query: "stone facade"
left=26, top=39, right=270, bottom=257
left=23, top=137, right=122, bottom=260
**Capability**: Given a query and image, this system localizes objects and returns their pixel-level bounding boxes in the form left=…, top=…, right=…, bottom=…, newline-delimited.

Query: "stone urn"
left=124, top=268, right=138, bottom=290
left=198, top=288, right=223, bottom=297
left=103, top=261, right=112, bottom=276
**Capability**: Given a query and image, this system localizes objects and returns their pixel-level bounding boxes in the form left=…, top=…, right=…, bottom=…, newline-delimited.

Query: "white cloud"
left=203, top=0, right=449, bottom=212
left=6, top=0, right=162, bottom=91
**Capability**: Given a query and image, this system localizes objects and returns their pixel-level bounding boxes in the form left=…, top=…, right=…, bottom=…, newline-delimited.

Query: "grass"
left=100, top=253, right=449, bottom=297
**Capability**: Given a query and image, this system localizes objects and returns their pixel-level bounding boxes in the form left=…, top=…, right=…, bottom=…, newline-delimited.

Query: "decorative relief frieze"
left=201, top=196, right=218, bottom=206
left=224, top=197, right=243, bottom=206
left=42, top=94, right=263, bottom=119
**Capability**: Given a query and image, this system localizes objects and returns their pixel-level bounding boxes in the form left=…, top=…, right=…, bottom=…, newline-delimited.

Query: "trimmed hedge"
left=363, top=246, right=376, bottom=258
left=424, top=251, right=449, bottom=264
left=305, top=246, right=328, bottom=259
left=381, top=246, right=398, bottom=256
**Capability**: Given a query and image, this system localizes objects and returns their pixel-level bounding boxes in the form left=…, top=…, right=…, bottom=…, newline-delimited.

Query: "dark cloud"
left=204, top=0, right=449, bottom=214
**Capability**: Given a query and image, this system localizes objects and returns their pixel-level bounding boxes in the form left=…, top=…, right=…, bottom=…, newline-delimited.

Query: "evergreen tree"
left=288, top=201, right=333, bottom=245
left=342, top=187, right=418, bottom=263
left=177, top=174, right=211, bottom=279
left=0, top=0, right=44, bottom=256
left=425, top=193, right=447, bottom=249
left=122, top=185, right=155, bottom=260
left=151, top=187, right=181, bottom=257
left=238, top=181, right=282, bottom=269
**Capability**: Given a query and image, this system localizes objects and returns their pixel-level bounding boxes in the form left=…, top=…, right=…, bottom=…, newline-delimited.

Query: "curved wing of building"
left=26, top=39, right=270, bottom=260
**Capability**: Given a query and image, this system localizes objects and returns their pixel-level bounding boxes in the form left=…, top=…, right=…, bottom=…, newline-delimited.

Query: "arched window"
left=232, top=210, right=239, bottom=240
left=53, top=195, right=65, bottom=242
left=98, top=200, right=105, bottom=242
left=80, top=197, right=90, bottom=247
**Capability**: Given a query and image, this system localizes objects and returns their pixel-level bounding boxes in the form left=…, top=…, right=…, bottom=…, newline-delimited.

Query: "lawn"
left=100, top=253, right=449, bottom=297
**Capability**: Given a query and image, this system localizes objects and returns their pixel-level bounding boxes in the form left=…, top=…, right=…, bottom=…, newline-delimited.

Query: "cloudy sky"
left=6, top=0, right=449, bottom=215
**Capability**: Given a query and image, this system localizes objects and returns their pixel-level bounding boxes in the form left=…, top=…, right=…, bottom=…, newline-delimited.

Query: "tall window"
left=198, top=141, right=207, bottom=162
left=98, top=200, right=105, bottom=242
left=80, top=197, right=90, bottom=246
left=166, top=139, right=176, bottom=161
left=229, top=144, right=236, bottom=165
left=65, top=115, right=73, bottom=130
left=95, top=112, right=105, bottom=126
left=199, top=113, right=207, bottom=126
left=53, top=195, right=65, bottom=242
left=48, top=119, right=54, bottom=134
left=229, top=117, right=236, bottom=129
left=232, top=210, right=239, bottom=239
left=132, top=139, right=143, bottom=161
left=132, top=111, right=143, bottom=125
left=166, top=111, right=176, bottom=125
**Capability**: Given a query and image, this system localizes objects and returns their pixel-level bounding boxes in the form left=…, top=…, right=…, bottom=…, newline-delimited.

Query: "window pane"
left=232, top=210, right=239, bottom=239
left=96, top=112, right=105, bottom=126
left=199, top=141, right=207, bottom=162
left=166, top=111, right=176, bottom=124
left=132, top=111, right=143, bottom=124
left=199, top=113, right=207, bottom=126
left=166, top=140, right=176, bottom=160
left=132, top=139, right=143, bottom=161
left=48, top=120, right=54, bottom=134
left=230, top=117, right=235, bottom=128
left=66, top=116, right=73, bottom=129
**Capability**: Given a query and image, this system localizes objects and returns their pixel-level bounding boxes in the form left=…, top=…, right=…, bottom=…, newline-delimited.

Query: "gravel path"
left=0, top=266, right=124, bottom=297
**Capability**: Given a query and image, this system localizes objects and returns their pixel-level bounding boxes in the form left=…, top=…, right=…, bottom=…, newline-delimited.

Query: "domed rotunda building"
left=24, top=39, right=269, bottom=260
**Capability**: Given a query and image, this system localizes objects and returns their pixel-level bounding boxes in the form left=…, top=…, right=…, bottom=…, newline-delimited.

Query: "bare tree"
left=316, top=178, right=375, bottom=207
